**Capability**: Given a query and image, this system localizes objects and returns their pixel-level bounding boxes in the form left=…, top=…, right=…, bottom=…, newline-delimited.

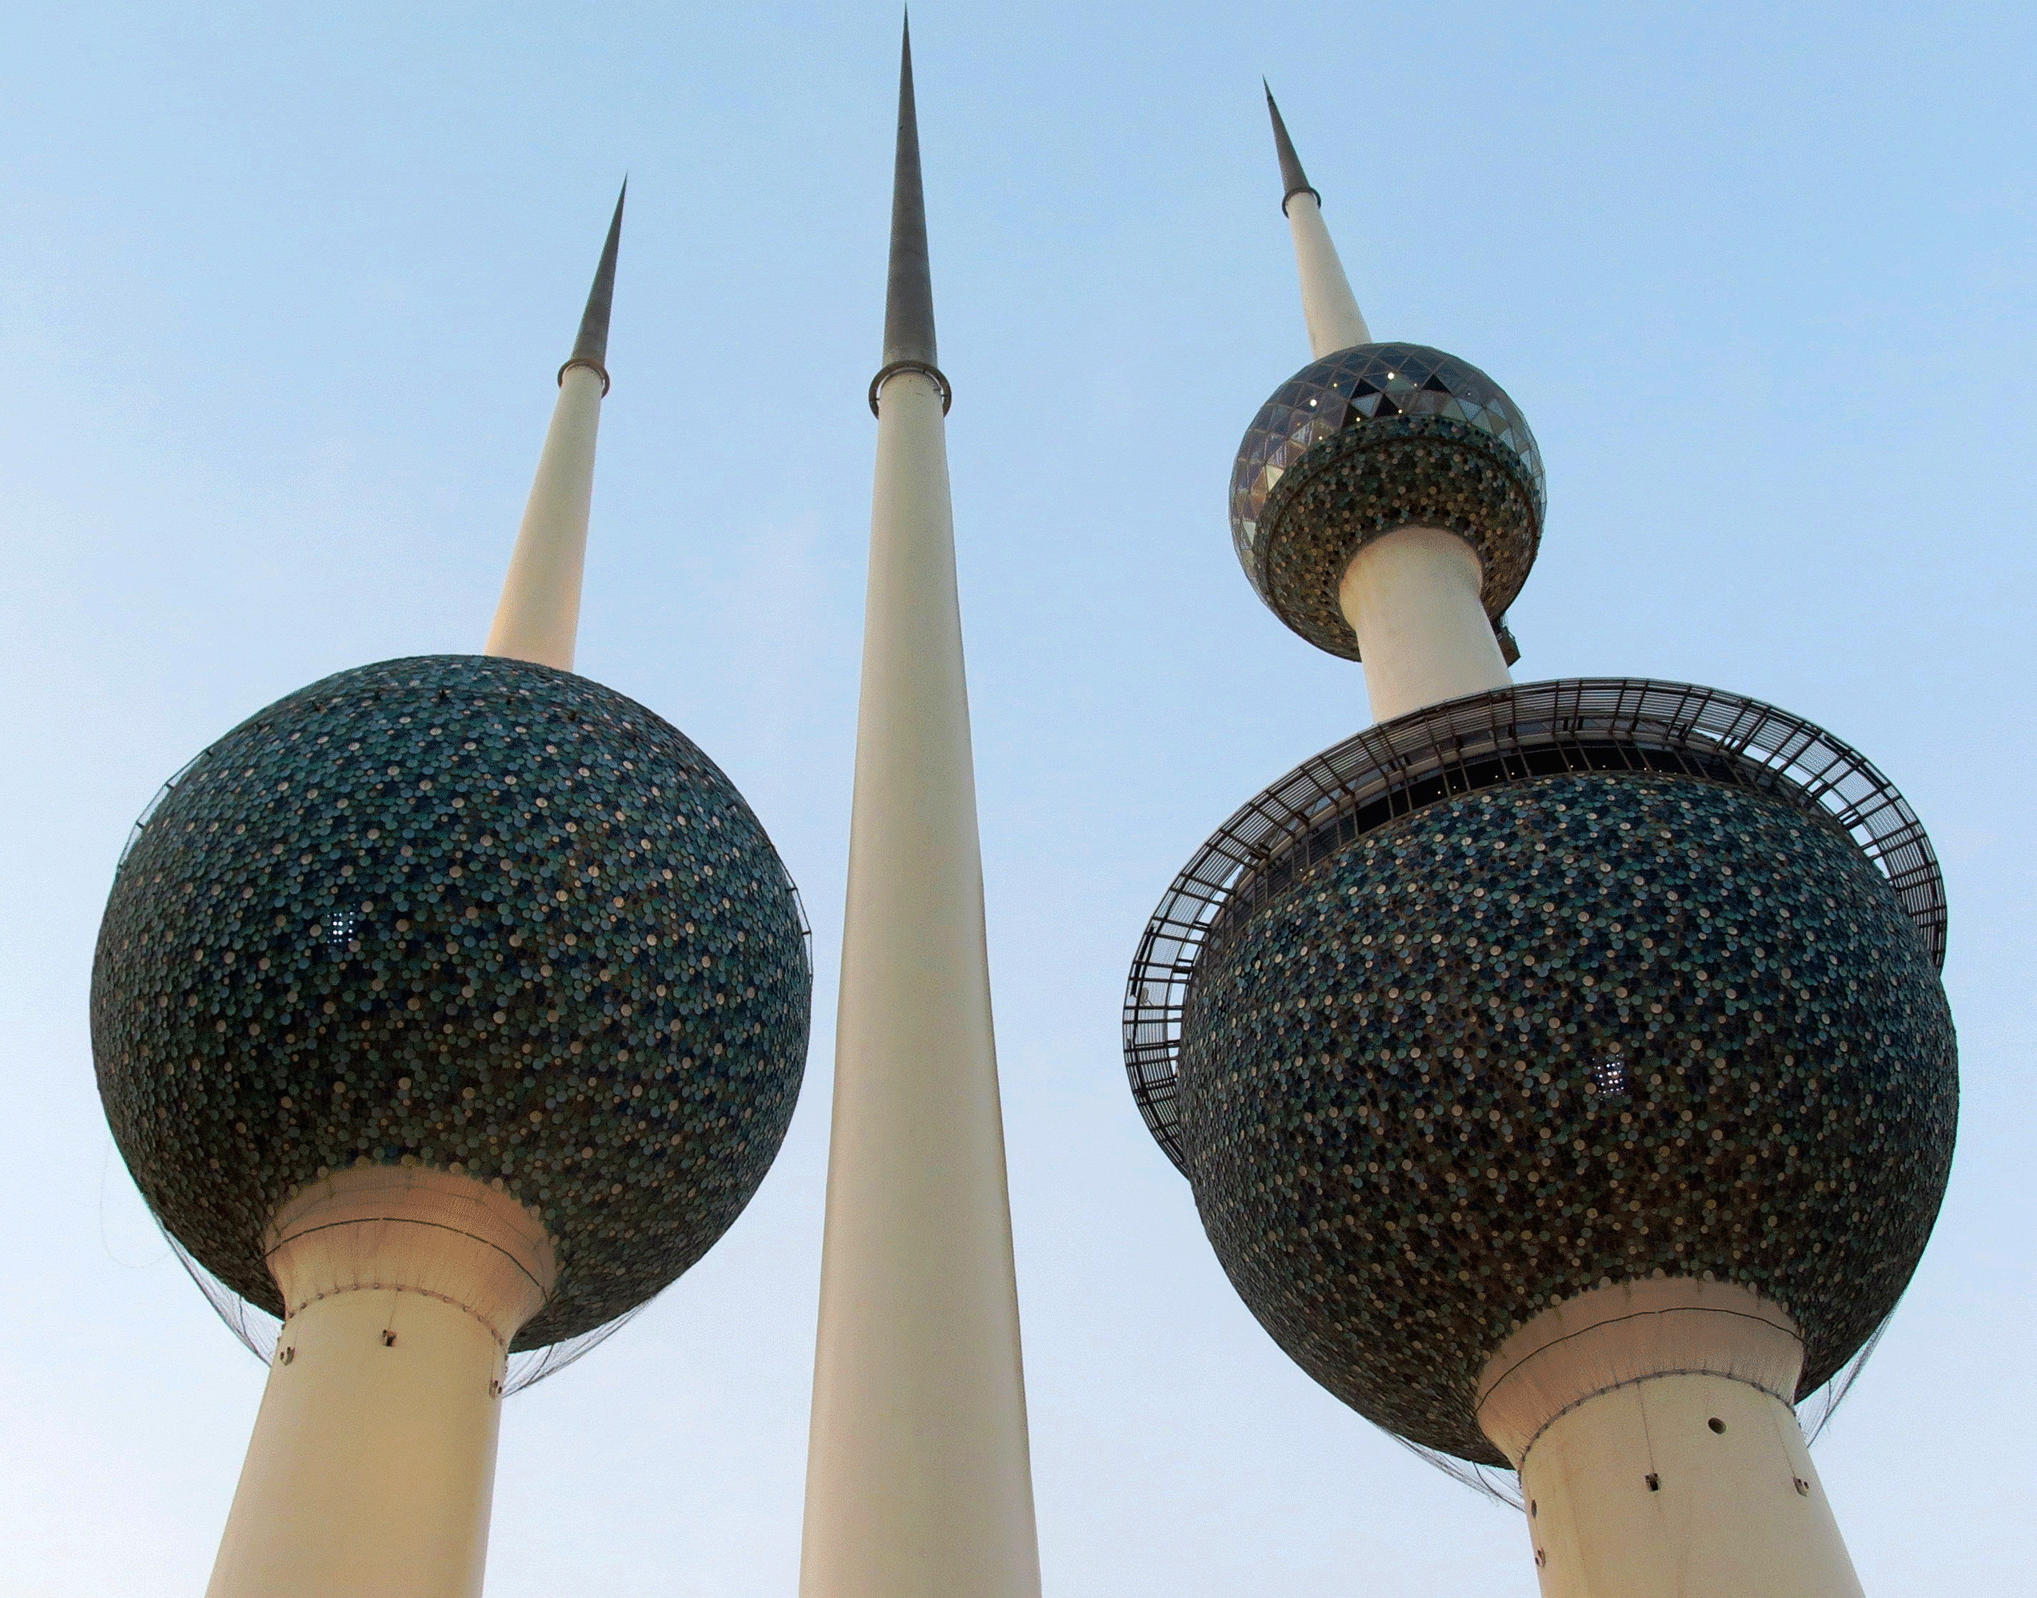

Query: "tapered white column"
left=206, top=1168, right=556, bottom=1598
left=1285, top=189, right=1370, bottom=358
left=1339, top=525, right=1512, bottom=721
left=799, top=28, right=1041, bottom=1598
left=1478, top=1279, right=1863, bottom=1598
left=485, top=182, right=625, bottom=672
left=484, top=362, right=604, bottom=670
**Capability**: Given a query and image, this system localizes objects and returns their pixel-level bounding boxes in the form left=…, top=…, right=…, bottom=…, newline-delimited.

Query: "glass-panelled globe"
left=1230, top=343, right=1545, bottom=659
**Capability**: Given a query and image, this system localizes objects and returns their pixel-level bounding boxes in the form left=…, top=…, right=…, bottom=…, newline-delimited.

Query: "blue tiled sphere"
left=1127, top=681, right=1955, bottom=1465
left=1230, top=343, right=1543, bottom=661
left=1182, top=772, right=1952, bottom=1463
left=92, top=655, right=811, bottom=1348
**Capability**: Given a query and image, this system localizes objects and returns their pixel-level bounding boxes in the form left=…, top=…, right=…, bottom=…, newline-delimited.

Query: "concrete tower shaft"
left=1478, top=1280, right=1862, bottom=1598
left=205, top=1170, right=557, bottom=1598
left=798, top=25, right=1042, bottom=1598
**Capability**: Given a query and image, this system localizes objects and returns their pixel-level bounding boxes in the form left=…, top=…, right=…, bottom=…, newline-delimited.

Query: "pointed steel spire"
left=562, top=180, right=626, bottom=393
left=1263, top=83, right=1370, bottom=356
left=872, top=16, right=947, bottom=410
left=1264, top=82, right=1320, bottom=215
left=488, top=186, right=623, bottom=672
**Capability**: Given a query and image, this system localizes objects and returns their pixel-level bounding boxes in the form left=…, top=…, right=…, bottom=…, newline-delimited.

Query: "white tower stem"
left=1478, top=1279, right=1864, bottom=1598
left=204, top=1168, right=556, bottom=1598
left=1339, top=527, right=1513, bottom=722
left=799, top=28, right=1042, bottom=1598
left=1266, top=88, right=1511, bottom=723
left=1286, top=190, right=1371, bottom=356
left=484, top=363, right=603, bottom=670
left=485, top=184, right=625, bottom=672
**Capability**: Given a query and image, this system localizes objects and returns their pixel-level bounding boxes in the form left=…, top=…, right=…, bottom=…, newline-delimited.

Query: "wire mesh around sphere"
left=92, top=654, right=812, bottom=1350
left=1230, top=344, right=1544, bottom=661
left=1126, top=681, right=1956, bottom=1464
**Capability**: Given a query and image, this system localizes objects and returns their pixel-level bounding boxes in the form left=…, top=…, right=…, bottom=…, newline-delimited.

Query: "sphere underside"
left=1231, top=344, right=1543, bottom=660
left=92, top=655, right=811, bottom=1347
left=1181, top=769, right=1954, bottom=1463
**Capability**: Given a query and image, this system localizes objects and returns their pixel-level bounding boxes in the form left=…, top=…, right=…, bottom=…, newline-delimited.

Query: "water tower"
left=1122, top=91, right=1956, bottom=1597
left=93, top=192, right=812, bottom=1598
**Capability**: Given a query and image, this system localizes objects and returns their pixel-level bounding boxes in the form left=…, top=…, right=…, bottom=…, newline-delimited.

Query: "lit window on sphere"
left=1591, top=1056, right=1630, bottom=1100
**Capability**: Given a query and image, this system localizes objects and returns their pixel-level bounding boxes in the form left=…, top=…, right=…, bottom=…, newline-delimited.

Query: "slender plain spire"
left=1262, top=84, right=1371, bottom=356
left=1264, top=82, right=1319, bottom=214
left=564, top=180, right=626, bottom=389
left=880, top=19, right=939, bottom=374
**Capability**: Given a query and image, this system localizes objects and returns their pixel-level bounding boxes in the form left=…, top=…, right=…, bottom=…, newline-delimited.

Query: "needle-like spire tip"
left=880, top=15, right=939, bottom=375
left=1264, top=83, right=1320, bottom=215
left=564, top=179, right=626, bottom=390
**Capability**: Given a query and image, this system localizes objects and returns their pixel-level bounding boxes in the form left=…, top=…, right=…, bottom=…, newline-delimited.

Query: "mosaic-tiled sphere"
left=92, top=655, right=811, bottom=1348
left=1180, top=769, right=1953, bottom=1463
left=1125, top=681, right=1955, bottom=1465
left=1230, top=343, right=1543, bottom=661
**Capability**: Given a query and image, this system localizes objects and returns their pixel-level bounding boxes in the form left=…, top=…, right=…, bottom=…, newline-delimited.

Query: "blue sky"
left=2, top=3, right=2032, bottom=1593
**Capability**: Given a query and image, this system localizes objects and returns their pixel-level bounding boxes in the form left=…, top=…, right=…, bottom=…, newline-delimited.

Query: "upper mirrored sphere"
left=1231, top=343, right=1546, bottom=560
left=92, top=655, right=812, bottom=1348
left=1230, top=344, right=1545, bottom=659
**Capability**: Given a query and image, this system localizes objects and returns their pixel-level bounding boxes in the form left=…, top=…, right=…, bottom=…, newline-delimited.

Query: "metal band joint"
left=868, top=359, right=952, bottom=416
left=558, top=357, right=612, bottom=396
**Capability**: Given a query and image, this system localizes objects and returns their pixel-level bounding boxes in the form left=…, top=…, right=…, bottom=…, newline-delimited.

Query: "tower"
left=1122, top=91, right=1956, bottom=1597
left=91, top=192, right=813, bottom=1598
left=798, top=25, right=1043, bottom=1598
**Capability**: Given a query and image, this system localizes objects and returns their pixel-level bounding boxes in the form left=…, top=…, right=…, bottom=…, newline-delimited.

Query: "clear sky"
left=2, top=3, right=2032, bottom=1594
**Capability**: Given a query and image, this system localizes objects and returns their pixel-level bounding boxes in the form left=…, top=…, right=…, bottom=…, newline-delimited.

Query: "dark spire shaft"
left=881, top=18, right=938, bottom=371
left=564, top=180, right=626, bottom=386
left=1263, top=83, right=1321, bottom=214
